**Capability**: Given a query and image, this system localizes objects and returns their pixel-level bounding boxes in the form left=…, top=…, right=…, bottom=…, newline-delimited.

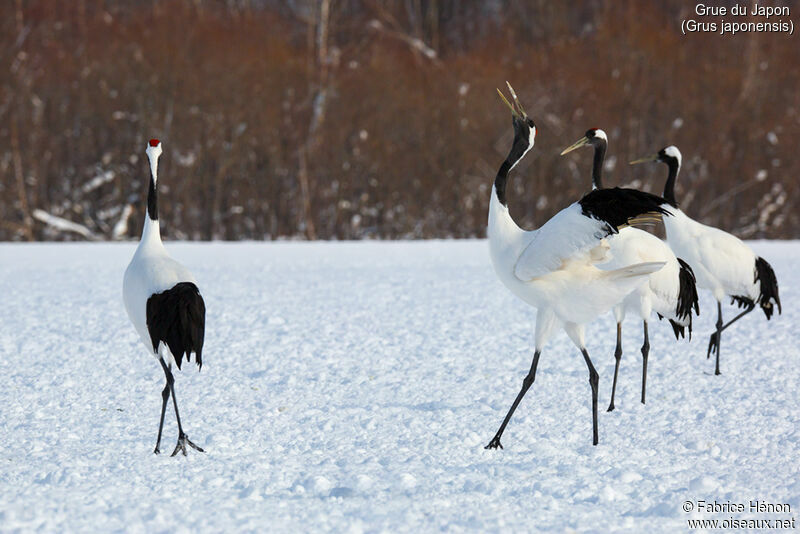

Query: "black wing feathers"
left=676, top=258, right=700, bottom=321
left=671, top=258, right=700, bottom=340
left=754, top=256, right=781, bottom=319
left=146, top=282, right=206, bottom=370
left=578, top=187, right=669, bottom=232
left=668, top=319, right=687, bottom=340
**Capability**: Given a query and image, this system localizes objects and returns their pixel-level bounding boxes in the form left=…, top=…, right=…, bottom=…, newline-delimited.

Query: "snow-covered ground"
left=1, top=240, right=798, bottom=532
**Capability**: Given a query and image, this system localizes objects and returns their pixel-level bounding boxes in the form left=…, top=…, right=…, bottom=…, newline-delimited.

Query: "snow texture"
left=0, top=240, right=798, bottom=532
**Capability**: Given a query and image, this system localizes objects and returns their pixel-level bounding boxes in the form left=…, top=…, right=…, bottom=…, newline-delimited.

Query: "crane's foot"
left=171, top=433, right=205, bottom=456
left=485, top=436, right=504, bottom=450
left=606, top=402, right=616, bottom=412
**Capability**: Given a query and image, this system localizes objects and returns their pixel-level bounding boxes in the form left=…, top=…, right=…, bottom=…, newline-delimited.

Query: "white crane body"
left=122, top=139, right=206, bottom=456
left=484, top=85, right=670, bottom=448
left=631, top=145, right=780, bottom=375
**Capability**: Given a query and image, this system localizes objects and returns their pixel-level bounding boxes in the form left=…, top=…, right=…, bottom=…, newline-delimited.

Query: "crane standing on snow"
left=631, top=146, right=781, bottom=375
left=485, top=84, right=669, bottom=448
left=123, top=139, right=206, bottom=456
left=560, top=129, right=699, bottom=411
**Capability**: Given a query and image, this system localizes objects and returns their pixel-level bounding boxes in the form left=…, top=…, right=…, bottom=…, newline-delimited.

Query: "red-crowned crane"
left=485, top=84, right=669, bottom=448
left=561, top=129, right=699, bottom=410
left=631, top=146, right=780, bottom=375
left=123, top=139, right=206, bottom=456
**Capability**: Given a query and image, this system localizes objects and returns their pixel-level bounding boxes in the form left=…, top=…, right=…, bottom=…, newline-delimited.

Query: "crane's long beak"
left=505, top=81, right=527, bottom=117
left=630, top=154, right=658, bottom=165
left=497, top=81, right=528, bottom=119
left=497, top=88, right=519, bottom=118
left=560, top=136, right=590, bottom=156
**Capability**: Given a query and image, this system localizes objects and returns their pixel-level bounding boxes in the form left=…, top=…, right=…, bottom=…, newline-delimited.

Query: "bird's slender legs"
left=640, top=321, right=650, bottom=404
left=707, top=301, right=755, bottom=375
left=607, top=323, right=623, bottom=412
left=580, top=348, right=600, bottom=446
left=719, top=304, right=755, bottom=333
left=707, top=302, right=724, bottom=375
left=154, top=378, right=171, bottom=455
left=485, top=350, right=541, bottom=450
left=157, top=357, right=204, bottom=457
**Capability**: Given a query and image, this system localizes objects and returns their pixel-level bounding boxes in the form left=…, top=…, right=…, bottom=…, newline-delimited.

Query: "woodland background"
left=1, top=0, right=798, bottom=241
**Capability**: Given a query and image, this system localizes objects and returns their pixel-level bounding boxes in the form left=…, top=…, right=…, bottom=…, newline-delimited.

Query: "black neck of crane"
left=494, top=160, right=511, bottom=207
left=663, top=159, right=679, bottom=207
left=147, top=174, right=158, bottom=221
left=592, top=140, right=606, bottom=189
left=495, top=122, right=532, bottom=208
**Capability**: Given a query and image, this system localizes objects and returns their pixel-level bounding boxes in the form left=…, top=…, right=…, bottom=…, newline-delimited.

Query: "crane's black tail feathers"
left=671, top=258, right=700, bottom=339
left=656, top=259, right=699, bottom=340
left=667, top=319, right=687, bottom=340
left=656, top=312, right=685, bottom=339
left=578, top=187, right=670, bottom=236
left=146, top=282, right=206, bottom=370
left=755, top=256, right=781, bottom=320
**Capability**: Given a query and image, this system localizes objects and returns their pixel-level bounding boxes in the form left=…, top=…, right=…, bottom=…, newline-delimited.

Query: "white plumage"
left=490, top=200, right=665, bottom=326
left=662, top=208, right=759, bottom=302
left=123, top=139, right=206, bottom=456
left=632, top=145, right=781, bottom=375
left=603, top=228, right=690, bottom=329
left=123, top=237, right=198, bottom=359
left=485, top=85, right=669, bottom=449
left=561, top=129, right=699, bottom=411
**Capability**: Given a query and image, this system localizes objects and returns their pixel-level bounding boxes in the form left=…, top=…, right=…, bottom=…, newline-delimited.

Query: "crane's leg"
left=706, top=302, right=724, bottom=375
left=640, top=321, right=650, bottom=404
left=708, top=301, right=755, bottom=375
left=607, top=323, right=623, bottom=412
left=563, top=323, right=599, bottom=445
left=154, top=359, right=171, bottom=454
left=485, top=350, right=541, bottom=450
left=719, top=303, right=755, bottom=333
left=580, top=348, right=600, bottom=445
left=158, top=358, right=204, bottom=456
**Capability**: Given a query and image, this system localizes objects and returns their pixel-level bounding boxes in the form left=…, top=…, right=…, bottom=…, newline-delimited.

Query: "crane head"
left=497, top=81, right=536, bottom=155
left=630, top=145, right=682, bottom=167
left=146, top=138, right=163, bottom=160
left=560, top=128, right=608, bottom=156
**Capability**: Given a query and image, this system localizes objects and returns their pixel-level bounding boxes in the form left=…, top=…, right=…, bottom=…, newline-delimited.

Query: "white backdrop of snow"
left=0, top=240, right=797, bottom=532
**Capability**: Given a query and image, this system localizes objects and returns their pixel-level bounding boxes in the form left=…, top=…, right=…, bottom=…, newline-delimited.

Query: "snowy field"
left=1, top=240, right=798, bottom=532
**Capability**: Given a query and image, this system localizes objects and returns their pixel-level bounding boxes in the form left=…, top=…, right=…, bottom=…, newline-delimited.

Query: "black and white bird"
left=485, top=84, right=670, bottom=448
left=561, top=129, right=699, bottom=411
left=123, top=139, right=206, bottom=456
left=631, top=146, right=781, bottom=375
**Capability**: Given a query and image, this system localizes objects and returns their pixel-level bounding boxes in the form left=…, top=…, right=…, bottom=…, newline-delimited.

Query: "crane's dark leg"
left=706, top=302, right=724, bottom=375
left=154, top=362, right=171, bottom=454
left=640, top=321, right=650, bottom=404
left=158, top=358, right=204, bottom=456
left=607, top=323, right=623, bottom=412
left=719, top=303, right=755, bottom=333
left=581, top=348, right=600, bottom=445
left=485, top=350, right=541, bottom=450
left=707, top=301, right=755, bottom=375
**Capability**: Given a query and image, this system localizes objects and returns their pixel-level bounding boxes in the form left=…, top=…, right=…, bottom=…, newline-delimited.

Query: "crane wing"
left=514, top=203, right=613, bottom=281
left=695, top=228, right=755, bottom=295
left=514, top=188, right=669, bottom=282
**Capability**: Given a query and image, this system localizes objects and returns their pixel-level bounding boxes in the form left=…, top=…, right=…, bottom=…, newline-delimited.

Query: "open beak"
left=629, top=154, right=658, bottom=165
left=560, top=136, right=590, bottom=156
left=497, top=81, right=528, bottom=119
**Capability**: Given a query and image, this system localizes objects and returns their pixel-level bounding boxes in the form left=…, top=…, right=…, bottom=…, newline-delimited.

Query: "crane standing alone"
left=561, top=129, right=699, bottom=410
left=631, top=146, right=781, bottom=375
left=123, top=139, right=207, bottom=456
left=485, top=85, right=670, bottom=448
